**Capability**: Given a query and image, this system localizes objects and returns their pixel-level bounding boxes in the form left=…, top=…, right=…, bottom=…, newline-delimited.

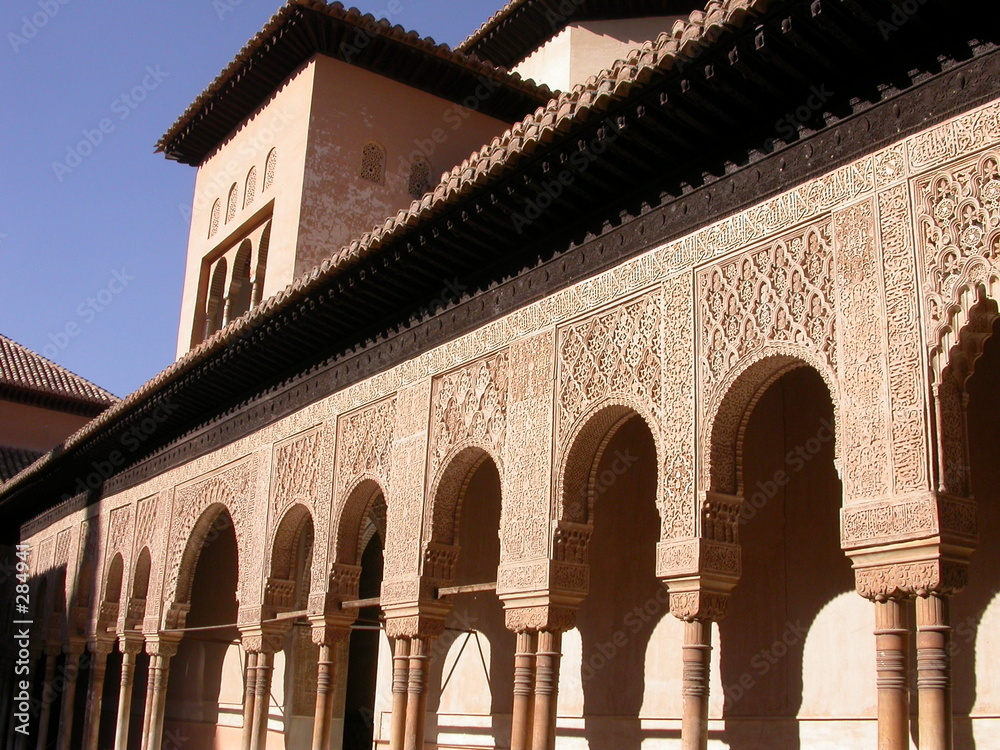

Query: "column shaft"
left=875, top=599, right=910, bottom=750
left=530, top=631, right=561, bottom=750
left=311, top=646, right=334, bottom=750
left=113, top=649, right=138, bottom=750
left=54, top=649, right=82, bottom=750
left=241, top=652, right=259, bottom=750
left=389, top=639, right=410, bottom=750
left=35, top=650, right=58, bottom=750
left=139, top=655, right=156, bottom=750
left=511, top=631, right=537, bottom=750
left=917, top=594, right=952, bottom=750
left=681, top=619, right=712, bottom=750
left=82, top=645, right=111, bottom=750
left=403, top=638, right=431, bottom=750
left=146, top=654, right=172, bottom=750
left=250, top=651, right=274, bottom=750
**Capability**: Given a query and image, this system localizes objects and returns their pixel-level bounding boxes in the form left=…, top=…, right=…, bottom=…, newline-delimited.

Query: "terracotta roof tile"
left=0, top=446, right=44, bottom=483
left=0, top=334, right=117, bottom=408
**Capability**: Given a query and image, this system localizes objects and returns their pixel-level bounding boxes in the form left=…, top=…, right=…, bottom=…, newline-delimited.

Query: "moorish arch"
left=931, top=288, right=1000, bottom=496
left=557, top=402, right=665, bottom=749
left=426, top=444, right=501, bottom=552
left=707, top=356, right=861, bottom=748
left=264, top=503, right=316, bottom=747
left=557, top=399, right=662, bottom=529
left=704, top=350, right=840, bottom=498
left=942, top=299, right=1000, bottom=746
left=326, top=476, right=390, bottom=750
left=162, top=503, right=242, bottom=745
left=332, top=476, right=388, bottom=570
left=422, top=444, right=512, bottom=749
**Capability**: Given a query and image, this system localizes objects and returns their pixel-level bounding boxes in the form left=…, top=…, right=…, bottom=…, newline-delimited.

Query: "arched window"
left=264, top=148, right=277, bottom=190
left=208, top=199, right=220, bottom=239
left=226, top=183, right=238, bottom=223
left=204, top=258, right=228, bottom=339
left=228, top=240, right=253, bottom=321
left=244, top=167, right=257, bottom=208
left=252, top=221, right=271, bottom=307
left=408, top=157, right=432, bottom=199
left=359, top=141, right=386, bottom=184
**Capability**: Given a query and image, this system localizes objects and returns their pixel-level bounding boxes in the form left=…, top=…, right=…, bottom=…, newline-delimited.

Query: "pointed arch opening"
left=228, top=240, right=253, bottom=322
left=336, top=478, right=388, bottom=750
left=710, top=363, right=852, bottom=749
left=558, top=405, right=663, bottom=748
left=204, top=258, right=228, bottom=340
left=165, top=505, right=241, bottom=741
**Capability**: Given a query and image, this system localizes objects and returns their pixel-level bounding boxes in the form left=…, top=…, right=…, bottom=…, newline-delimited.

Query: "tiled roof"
left=157, top=0, right=554, bottom=166
left=1, top=0, right=776, bottom=499
left=0, top=334, right=117, bottom=409
left=0, top=446, right=43, bottom=483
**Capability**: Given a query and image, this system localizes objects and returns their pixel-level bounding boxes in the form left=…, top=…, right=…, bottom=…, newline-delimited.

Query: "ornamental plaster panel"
left=833, top=199, right=892, bottom=500
left=500, top=330, right=555, bottom=567
left=878, top=184, right=930, bottom=494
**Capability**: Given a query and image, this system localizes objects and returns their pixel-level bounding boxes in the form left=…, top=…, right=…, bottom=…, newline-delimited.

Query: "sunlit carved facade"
left=3, top=1, right=1000, bottom=750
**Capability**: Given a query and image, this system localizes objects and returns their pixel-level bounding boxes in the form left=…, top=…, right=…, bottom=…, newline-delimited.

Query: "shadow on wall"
left=164, top=510, right=239, bottom=742
left=718, top=367, right=854, bottom=750
left=577, top=415, right=662, bottom=750
left=952, top=316, right=1000, bottom=750
left=426, top=457, right=515, bottom=749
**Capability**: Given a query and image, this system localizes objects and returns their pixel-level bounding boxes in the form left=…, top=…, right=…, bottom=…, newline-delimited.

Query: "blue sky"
left=0, top=0, right=505, bottom=398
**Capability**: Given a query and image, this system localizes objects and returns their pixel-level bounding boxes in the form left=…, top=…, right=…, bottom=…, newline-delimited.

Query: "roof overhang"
left=458, top=0, right=705, bottom=69
left=157, top=0, right=554, bottom=166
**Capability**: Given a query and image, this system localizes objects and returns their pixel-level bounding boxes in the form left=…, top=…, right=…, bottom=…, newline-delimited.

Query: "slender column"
left=917, top=593, right=952, bottom=750
left=250, top=650, right=274, bottom=750
left=141, top=640, right=178, bottom=750
left=389, top=639, right=410, bottom=750
left=875, top=599, right=910, bottom=750
left=139, top=655, right=155, bottom=750
left=241, top=651, right=259, bottom=750
left=403, top=637, right=432, bottom=750
left=113, top=640, right=142, bottom=750
left=511, top=631, right=537, bottom=750
left=35, top=646, right=59, bottom=750
left=681, top=620, right=712, bottom=750
left=530, top=631, right=562, bottom=750
left=54, top=643, right=84, bottom=750
left=311, top=646, right=334, bottom=750
left=82, top=640, right=114, bottom=750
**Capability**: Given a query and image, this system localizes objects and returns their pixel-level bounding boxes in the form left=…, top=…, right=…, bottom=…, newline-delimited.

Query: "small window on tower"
left=244, top=167, right=257, bottom=208
left=359, top=142, right=386, bottom=184
left=208, top=199, right=220, bottom=239
left=408, top=157, right=432, bottom=199
left=264, top=148, right=277, bottom=190
left=226, top=183, right=238, bottom=223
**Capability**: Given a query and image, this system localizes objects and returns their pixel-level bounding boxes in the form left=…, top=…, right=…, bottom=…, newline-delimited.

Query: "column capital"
left=239, top=625, right=287, bottom=655
left=663, top=578, right=731, bottom=622
left=118, top=633, right=145, bottom=655
left=308, top=616, right=353, bottom=648
left=88, top=637, right=116, bottom=657
left=854, top=557, right=968, bottom=601
left=144, top=635, right=181, bottom=658
left=503, top=604, right=577, bottom=634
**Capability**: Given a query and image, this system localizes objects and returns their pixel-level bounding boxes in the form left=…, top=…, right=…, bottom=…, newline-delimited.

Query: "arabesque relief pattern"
left=22, top=94, right=1000, bottom=649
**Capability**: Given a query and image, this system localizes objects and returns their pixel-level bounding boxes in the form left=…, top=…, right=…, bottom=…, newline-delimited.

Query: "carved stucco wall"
left=20, top=93, right=1000, bottom=640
